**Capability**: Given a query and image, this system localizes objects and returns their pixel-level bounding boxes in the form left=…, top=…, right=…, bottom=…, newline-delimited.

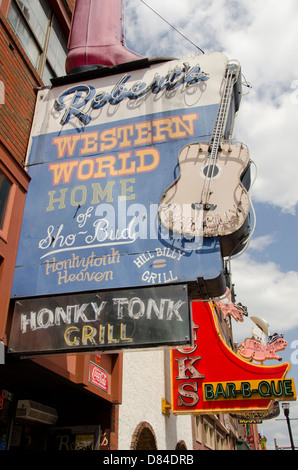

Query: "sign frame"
left=8, top=284, right=192, bottom=355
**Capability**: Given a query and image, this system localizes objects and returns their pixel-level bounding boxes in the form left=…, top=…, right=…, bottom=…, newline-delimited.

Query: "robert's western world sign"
left=8, top=284, right=191, bottom=355
left=11, top=53, right=231, bottom=299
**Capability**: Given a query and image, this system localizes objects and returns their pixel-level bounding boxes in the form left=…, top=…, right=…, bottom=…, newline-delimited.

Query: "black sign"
left=8, top=285, right=191, bottom=355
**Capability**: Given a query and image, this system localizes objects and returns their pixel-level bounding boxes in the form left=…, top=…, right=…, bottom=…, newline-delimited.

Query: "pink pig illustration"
left=215, top=288, right=248, bottom=322
left=238, top=334, right=287, bottom=363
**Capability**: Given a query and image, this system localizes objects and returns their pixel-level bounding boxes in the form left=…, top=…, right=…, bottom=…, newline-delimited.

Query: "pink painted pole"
left=66, top=0, right=142, bottom=73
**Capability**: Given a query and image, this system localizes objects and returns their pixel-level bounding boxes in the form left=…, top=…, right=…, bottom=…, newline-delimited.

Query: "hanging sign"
left=8, top=284, right=191, bottom=355
left=171, top=301, right=296, bottom=415
left=89, top=362, right=109, bottom=393
left=11, top=53, right=233, bottom=300
left=231, top=400, right=281, bottom=422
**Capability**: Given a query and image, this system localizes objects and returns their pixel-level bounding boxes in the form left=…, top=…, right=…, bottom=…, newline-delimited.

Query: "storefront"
left=0, top=352, right=122, bottom=450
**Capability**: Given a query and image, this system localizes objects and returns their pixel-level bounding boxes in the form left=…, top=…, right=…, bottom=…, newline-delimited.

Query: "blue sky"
left=125, top=0, right=298, bottom=450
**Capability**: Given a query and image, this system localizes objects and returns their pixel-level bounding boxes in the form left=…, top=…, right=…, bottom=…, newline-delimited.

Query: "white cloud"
left=230, top=253, right=298, bottom=340
left=236, top=93, right=298, bottom=214
left=248, top=234, right=276, bottom=252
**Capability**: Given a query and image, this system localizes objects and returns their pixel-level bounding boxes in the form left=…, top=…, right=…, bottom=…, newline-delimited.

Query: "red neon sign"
left=171, top=301, right=296, bottom=414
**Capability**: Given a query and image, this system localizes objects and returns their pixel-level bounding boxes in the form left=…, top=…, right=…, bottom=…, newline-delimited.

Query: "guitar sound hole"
left=203, top=164, right=220, bottom=178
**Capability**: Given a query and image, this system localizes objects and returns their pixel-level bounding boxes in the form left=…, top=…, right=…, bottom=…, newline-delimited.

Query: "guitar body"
left=159, top=141, right=251, bottom=257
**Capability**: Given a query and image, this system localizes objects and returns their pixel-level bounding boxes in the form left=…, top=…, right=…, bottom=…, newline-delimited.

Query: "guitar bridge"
left=192, top=203, right=217, bottom=211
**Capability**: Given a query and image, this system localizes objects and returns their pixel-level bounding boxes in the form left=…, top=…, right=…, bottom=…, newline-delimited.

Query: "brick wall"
left=110, top=404, right=119, bottom=450
left=0, top=8, right=42, bottom=339
left=130, top=422, right=158, bottom=450
left=0, top=0, right=75, bottom=166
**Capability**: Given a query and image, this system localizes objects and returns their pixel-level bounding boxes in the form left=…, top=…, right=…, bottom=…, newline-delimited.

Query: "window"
left=203, top=420, right=215, bottom=449
left=0, top=170, right=12, bottom=231
left=8, top=0, right=68, bottom=84
left=195, top=416, right=202, bottom=443
left=217, top=433, right=225, bottom=450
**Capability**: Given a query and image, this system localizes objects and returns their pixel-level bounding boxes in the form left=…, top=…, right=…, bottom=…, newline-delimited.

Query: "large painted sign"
left=11, top=53, right=232, bottom=299
left=171, top=301, right=296, bottom=415
left=8, top=284, right=191, bottom=355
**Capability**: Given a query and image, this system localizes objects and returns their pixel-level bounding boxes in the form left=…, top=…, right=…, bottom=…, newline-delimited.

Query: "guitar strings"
left=201, top=77, right=227, bottom=206
left=200, top=81, right=226, bottom=207
left=201, top=68, right=237, bottom=209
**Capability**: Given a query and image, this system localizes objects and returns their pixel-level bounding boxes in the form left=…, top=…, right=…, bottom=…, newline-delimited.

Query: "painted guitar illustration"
left=158, top=62, right=251, bottom=256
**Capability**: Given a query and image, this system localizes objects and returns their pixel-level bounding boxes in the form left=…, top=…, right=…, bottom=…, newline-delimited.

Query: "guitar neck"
left=209, top=62, right=240, bottom=159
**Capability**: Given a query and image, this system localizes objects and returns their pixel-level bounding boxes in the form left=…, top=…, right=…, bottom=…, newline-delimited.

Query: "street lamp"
left=282, top=403, right=295, bottom=451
